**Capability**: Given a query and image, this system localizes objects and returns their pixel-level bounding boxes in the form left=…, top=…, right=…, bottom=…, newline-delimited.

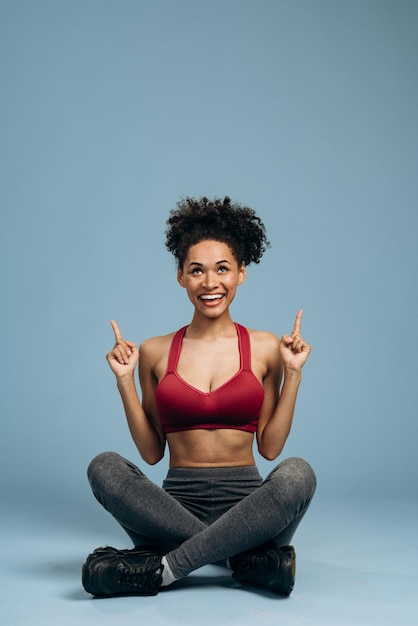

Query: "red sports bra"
left=155, top=324, right=264, bottom=434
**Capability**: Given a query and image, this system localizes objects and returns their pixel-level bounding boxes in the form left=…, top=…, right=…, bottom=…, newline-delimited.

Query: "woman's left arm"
left=257, top=310, right=311, bottom=460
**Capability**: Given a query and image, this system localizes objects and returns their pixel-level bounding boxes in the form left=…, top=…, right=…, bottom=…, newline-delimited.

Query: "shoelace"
left=119, top=565, right=163, bottom=589
left=242, top=550, right=281, bottom=576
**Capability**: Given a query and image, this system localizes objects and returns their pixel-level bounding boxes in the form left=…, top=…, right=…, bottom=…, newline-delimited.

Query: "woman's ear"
left=177, top=266, right=185, bottom=287
left=238, top=263, right=247, bottom=285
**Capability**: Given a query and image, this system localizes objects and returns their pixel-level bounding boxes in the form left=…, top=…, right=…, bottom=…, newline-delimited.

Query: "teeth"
left=200, top=294, right=223, bottom=300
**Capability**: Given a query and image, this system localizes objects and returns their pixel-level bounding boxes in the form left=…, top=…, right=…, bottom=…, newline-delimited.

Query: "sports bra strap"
left=235, top=323, right=252, bottom=371
left=166, top=324, right=252, bottom=373
left=166, top=326, right=187, bottom=374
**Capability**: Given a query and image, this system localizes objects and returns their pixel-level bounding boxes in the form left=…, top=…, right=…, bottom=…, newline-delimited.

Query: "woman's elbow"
left=257, top=438, right=284, bottom=461
left=141, top=450, right=164, bottom=465
left=259, top=448, right=282, bottom=462
left=138, top=441, right=166, bottom=465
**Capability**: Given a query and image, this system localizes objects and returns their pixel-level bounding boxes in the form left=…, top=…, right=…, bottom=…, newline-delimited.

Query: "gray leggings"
left=88, top=452, right=316, bottom=579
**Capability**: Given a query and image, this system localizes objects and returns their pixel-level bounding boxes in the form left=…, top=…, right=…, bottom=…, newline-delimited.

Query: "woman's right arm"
left=106, top=320, right=166, bottom=465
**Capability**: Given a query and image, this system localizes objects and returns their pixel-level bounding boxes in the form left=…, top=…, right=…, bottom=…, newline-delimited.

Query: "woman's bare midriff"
left=167, top=429, right=256, bottom=468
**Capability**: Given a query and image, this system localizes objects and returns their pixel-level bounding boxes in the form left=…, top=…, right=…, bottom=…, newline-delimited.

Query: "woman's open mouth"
left=199, top=294, right=225, bottom=306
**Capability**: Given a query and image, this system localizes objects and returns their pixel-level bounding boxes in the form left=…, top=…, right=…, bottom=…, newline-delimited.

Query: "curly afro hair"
left=165, top=196, right=270, bottom=268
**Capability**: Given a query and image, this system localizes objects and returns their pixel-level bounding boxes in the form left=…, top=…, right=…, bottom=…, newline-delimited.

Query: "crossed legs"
left=87, top=451, right=316, bottom=580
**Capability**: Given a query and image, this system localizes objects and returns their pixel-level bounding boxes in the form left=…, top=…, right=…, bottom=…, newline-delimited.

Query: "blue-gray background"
left=1, top=0, right=417, bottom=508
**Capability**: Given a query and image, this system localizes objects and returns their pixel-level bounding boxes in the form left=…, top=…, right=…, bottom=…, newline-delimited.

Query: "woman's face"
left=177, top=240, right=246, bottom=318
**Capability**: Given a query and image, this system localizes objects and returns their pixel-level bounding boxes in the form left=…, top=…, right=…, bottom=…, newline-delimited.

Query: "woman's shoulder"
left=242, top=326, right=282, bottom=375
left=244, top=326, right=281, bottom=350
left=140, top=330, right=175, bottom=352
left=239, top=326, right=281, bottom=367
left=139, top=327, right=186, bottom=360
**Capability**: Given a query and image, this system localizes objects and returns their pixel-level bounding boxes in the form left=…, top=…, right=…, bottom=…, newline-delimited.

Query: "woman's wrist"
left=116, top=372, right=136, bottom=388
left=283, top=367, right=302, bottom=381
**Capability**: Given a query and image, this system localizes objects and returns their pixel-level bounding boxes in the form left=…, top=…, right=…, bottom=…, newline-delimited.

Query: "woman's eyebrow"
left=187, top=259, right=232, bottom=267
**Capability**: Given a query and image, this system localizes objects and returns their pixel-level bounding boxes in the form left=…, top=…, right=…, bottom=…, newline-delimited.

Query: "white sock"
left=160, top=556, right=178, bottom=587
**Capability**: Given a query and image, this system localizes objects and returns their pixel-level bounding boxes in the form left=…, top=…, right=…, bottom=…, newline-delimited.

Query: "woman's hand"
left=106, top=320, right=139, bottom=379
left=280, top=310, right=311, bottom=373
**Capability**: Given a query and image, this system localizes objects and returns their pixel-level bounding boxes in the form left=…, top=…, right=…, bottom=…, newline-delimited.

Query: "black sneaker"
left=82, top=545, right=163, bottom=597
left=230, top=543, right=296, bottom=596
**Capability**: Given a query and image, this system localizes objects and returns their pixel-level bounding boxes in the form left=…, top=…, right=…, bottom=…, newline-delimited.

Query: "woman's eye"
left=218, top=266, right=228, bottom=273
left=191, top=268, right=202, bottom=274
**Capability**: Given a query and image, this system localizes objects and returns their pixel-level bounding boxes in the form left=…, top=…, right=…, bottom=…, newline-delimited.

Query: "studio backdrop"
left=1, top=0, right=417, bottom=509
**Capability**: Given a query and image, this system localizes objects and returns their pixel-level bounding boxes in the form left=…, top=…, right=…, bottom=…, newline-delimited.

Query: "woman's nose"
left=203, top=272, right=218, bottom=289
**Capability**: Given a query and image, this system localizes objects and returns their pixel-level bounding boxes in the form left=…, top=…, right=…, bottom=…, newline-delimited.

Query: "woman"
left=82, top=196, right=316, bottom=597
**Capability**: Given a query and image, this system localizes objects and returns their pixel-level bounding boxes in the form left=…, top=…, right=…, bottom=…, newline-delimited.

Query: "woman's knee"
left=289, top=457, right=316, bottom=493
left=87, top=451, right=124, bottom=487
left=269, top=456, right=317, bottom=498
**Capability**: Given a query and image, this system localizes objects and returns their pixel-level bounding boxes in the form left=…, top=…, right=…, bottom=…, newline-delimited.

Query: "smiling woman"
left=177, top=240, right=246, bottom=319
left=82, top=196, right=316, bottom=598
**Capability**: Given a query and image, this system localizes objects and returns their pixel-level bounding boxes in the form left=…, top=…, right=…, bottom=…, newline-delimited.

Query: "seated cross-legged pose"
left=82, top=196, right=316, bottom=597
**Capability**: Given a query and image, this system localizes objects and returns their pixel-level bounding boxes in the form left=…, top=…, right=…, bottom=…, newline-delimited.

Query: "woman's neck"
left=186, top=312, right=236, bottom=339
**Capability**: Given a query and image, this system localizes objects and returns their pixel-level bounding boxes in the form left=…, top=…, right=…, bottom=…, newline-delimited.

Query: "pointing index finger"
left=110, top=319, right=123, bottom=342
left=292, top=309, right=303, bottom=336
